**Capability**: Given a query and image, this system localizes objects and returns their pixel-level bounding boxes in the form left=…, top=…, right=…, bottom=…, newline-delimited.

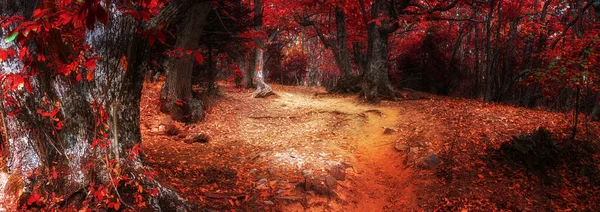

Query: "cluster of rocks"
left=301, top=163, right=348, bottom=195
left=395, top=143, right=441, bottom=170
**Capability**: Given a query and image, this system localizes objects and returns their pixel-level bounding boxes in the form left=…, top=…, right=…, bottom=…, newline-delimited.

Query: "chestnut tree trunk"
left=361, top=0, right=399, bottom=102
left=252, top=0, right=274, bottom=98
left=160, top=1, right=211, bottom=123
left=0, top=1, right=196, bottom=211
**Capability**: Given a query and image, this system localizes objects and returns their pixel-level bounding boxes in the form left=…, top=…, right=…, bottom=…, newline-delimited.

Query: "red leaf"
left=0, top=49, right=7, bottom=61
left=52, top=166, right=58, bottom=179
left=56, top=121, right=64, bottom=130
left=27, top=193, right=40, bottom=205
left=157, top=31, right=166, bottom=44
left=84, top=59, right=96, bottom=70
left=86, top=70, right=95, bottom=81
left=193, top=51, right=204, bottom=64
left=119, top=55, right=128, bottom=72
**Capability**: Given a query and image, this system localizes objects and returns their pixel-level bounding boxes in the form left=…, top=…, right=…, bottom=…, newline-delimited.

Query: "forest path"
left=141, top=83, right=438, bottom=211
left=271, top=91, right=420, bottom=211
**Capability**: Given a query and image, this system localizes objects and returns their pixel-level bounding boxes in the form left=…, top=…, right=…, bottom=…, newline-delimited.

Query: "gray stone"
left=249, top=168, right=258, bottom=175
left=325, top=175, right=337, bottom=188
left=301, top=169, right=313, bottom=177
left=329, top=164, right=346, bottom=181
left=384, top=127, right=398, bottom=135
left=416, top=152, right=442, bottom=170
left=394, top=144, right=409, bottom=153
left=405, top=149, right=419, bottom=165
left=264, top=201, right=275, bottom=205
left=258, top=178, right=268, bottom=184
left=304, top=175, right=332, bottom=195
left=256, top=184, right=269, bottom=190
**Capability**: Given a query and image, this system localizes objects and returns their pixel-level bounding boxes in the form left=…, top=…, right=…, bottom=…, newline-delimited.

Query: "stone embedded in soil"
left=301, top=169, right=313, bottom=177
left=249, top=168, right=258, bottom=175
left=264, top=200, right=275, bottom=205
left=304, top=175, right=333, bottom=195
left=416, top=152, right=441, bottom=170
left=183, top=133, right=210, bottom=144
left=384, top=127, right=398, bottom=135
left=394, top=143, right=410, bottom=153
left=329, top=164, right=346, bottom=181
left=258, top=178, right=268, bottom=184
left=325, top=175, right=338, bottom=188
left=405, top=147, right=420, bottom=165
left=164, top=124, right=180, bottom=136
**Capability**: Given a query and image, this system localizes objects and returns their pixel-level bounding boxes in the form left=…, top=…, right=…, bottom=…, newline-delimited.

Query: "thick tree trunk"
left=245, top=52, right=256, bottom=89
left=160, top=2, right=211, bottom=123
left=253, top=48, right=274, bottom=97
left=332, top=8, right=360, bottom=93
left=207, top=45, right=218, bottom=96
left=1, top=1, right=195, bottom=211
left=300, top=8, right=360, bottom=93
left=361, top=0, right=397, bottom=103
left=588, top=1, right=600, bottom=121
left=252, top=0, right=274, bottom=98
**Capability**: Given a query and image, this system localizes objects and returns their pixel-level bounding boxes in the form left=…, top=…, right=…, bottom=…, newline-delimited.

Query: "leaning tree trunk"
left=0, top=1, right=195, bottom=211
left=160, top=2, right=211, bottom=123
left=252, top=0, right=274, bottom=98
left=361, top=0, right=397, bottom=103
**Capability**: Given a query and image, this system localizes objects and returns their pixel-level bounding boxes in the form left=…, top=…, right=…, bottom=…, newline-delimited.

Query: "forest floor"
left=140, top=81, right=600, bottom=211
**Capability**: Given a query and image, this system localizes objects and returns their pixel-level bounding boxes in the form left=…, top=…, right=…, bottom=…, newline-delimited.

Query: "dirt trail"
left=272, top=91, right=414, bottom=211
left=141, top=84, right=437, bottom=211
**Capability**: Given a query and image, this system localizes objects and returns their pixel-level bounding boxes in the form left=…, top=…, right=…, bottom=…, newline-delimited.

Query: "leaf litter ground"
left=140, top=81, right=600, bottom=211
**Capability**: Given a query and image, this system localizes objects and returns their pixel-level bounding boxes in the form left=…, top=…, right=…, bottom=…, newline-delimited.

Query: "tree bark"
left=361, top=0, right=398, bottom=103
left=0, top=1, right=196, bottom=210
left=299, top=8, right=360, bottom=93
left=331, top=8, right=360, bottom=93
left=588, top=1, right=600, bottom=121
left=245, top=52, right=256, bottom=89
left=252, top=0, right=274, bottom=98
left=160, top=1, right=211, bottom=123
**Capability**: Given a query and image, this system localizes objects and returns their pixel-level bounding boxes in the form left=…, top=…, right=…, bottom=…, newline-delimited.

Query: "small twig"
left=249, top=115, right=297, bottom=119
left=202, top=192, right=248, bottom=199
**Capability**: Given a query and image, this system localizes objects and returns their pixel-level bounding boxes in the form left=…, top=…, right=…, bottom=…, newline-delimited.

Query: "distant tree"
left=198, top=0, right=252, bottom=95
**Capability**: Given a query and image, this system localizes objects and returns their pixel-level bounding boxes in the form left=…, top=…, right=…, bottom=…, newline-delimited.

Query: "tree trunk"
left=252, top=0, right=274, bottom=98
left=245, top=52, right=256, bottom=89
left=253, top=47, right=274, bottom=97
left=361, top=0, right=397, bottom=103
left=160, top=2, right=211, bottom=123
left=1, top=1, right=195, bottom=211
left=588, top=1, right=600, bottom=121
left=207, top=44, right=218, bottom=96
left=332, top=8, right=360, bottom=93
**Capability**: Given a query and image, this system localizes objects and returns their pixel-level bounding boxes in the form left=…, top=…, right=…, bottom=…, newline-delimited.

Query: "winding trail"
left=141, top=84, right=437, bottom=211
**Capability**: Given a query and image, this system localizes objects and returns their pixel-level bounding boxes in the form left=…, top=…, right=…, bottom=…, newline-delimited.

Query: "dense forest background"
left=1, top=0, right=600, bottom=211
